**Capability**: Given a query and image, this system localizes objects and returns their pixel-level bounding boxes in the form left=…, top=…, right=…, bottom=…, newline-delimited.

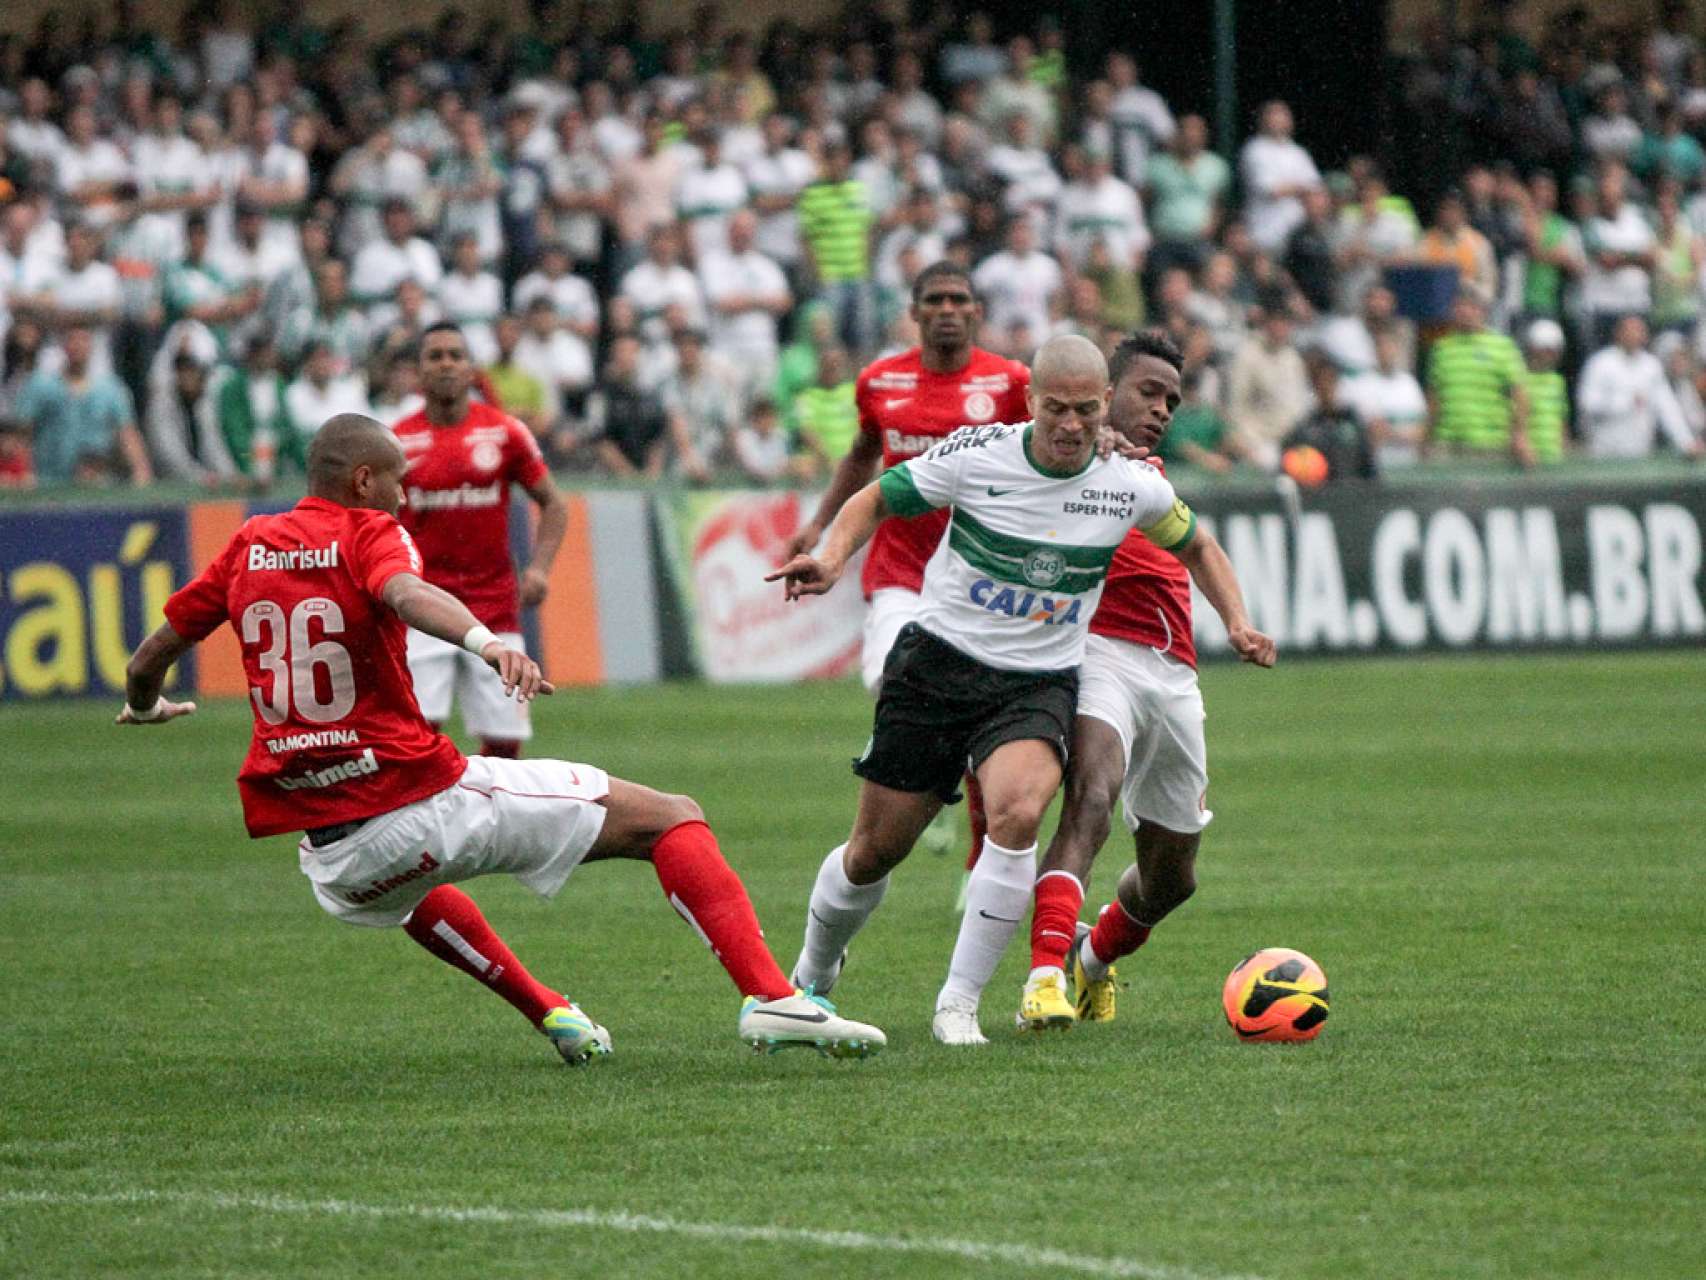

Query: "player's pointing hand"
left=1227, top=625, right=1277, bottom=668
left=764, top=554, right=842, bottom=600
left=115, top=697, right=198, bottom=726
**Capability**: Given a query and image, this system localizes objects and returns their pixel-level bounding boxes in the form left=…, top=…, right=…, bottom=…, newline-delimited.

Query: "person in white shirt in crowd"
left=1580, top=161, right=1656, bottom=350
left=675, top=128, right=750, bottom=264
left=199, top=0, right=255, bottom=93
left=875, top=187, right=951, bottom=297
left=984, top=111, right=1063, bottom=226
left=512, top=243, right=600, bottom=342
left=389, top=73, right=453, bottom=166
left=144, top=344, right=238, bottom=485
left=1313, top=284, right=1409, bottom=378
left=1186, top=250, right=1249, bottom=366
left=284, top=340, right=370, bottom=440
left=744, top=111, right=816, bottom=284
left=1239, top=99, right=1323, bottom=254
left=235, top=112, right=308, bottom=268
left=889, top=50, right=945, bottom=150
left=1657, top=330, right=1706, bottom=445
left=972, top=216, right=1064, bottom=355
left=661, top=326, right=742, bottom=483
left=1332, top=163, right=1418, bottom=314
left=329, top=121, right=429, bottom=261
left=982, top=36, right=1058, bottom=146
left=434, top=234, right=504, bottom=366
left=56, top=104, right=132, bottom=229
left=131, top=91, right=217, bottom=265
left=213, top=202, right=298, bottom=312
left=434, top=111, right=504, bottom=268
left=368, top=350, right=424, bottom=428
left=711, top=83, right=765, bottom=170
left=582, top=81, right=642, bottom=165
left=1581, top=82, right=1643, bottom=169
left=12, top=220, right=122, bottom=376
left=1, top=203, right=60, bottom=321
left=852, top=118, right=905, bottom=230
left=1105, top=52, right=1176, bottom=186
left=514, top=296, right=595, bottom=423
left=1343, top=328, right=1428, bottom=470
left=1576, top=313, right=1705, bottom=459
left=698, top=209, right=792, bottom=397
left=350, top=198, right=444, bottom=324
left=1055, top=144, right=1148, bottom=273
left=9, top=78, right=66, bottom=174
left=1226, top=292, right=1313, bottom=470
left=648, top=36, right=704, bottom=115
left=544, top=107, right=614, bottom=274
left=731, top=395, right=801, bottom=485
left=620, top=222, right=708, bottom=348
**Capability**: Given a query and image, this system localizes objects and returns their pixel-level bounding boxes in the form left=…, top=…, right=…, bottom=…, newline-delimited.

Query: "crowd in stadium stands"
left=3, top=2, right=1706, bottom=491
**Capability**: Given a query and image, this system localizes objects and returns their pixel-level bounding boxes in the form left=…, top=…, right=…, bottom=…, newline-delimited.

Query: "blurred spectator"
left=1239, top=100, right=1321, bottom=254
left=585, top=333, right=669, bottom=478
left=984, top=111, right=1062, bottom=221
left=284, top=340, right=369, bottom=442
left=1332, top=163, right=1417, bottom=313
left=1283, top=350, right=1375, bottom=483
left=513, top=297, right=594, bottom=426
left=941, top=13, right=1006, bottom=87
left=1426, top=290, right=1531, bottom=465
left=676, top=128, right=750, bottom=263
left=1495, top=69, right=1574, bottom=176
left=1156, top=364, right=1235, bottom=474
left=1520, top=319, right=1570, bottom=465
left=744, top=112, right=814, bottom=286
left=349, top=198, right=443, bottom=319
left=890, top=50, right=945, bottom=149
left=1581, top=83, right=1643, bottom=168
left=211, top=329, right=292, bottom=482
left=1315, top=283, right=1407, bottom=378
left=613, top=111, right=691, bottom=269
left=14, top=324, right=150, bottom=486
left=1187, top=251, right=1248, bottom=364
left=731, top=395, right=802, bottom=484
left=436, top=233, right=503, bottom=364
left=1515, top=171, right=1585, bottom=327
left=661, top=327, right=739, bottom=483
left=369, top=352, right=424, bottom=428
left=1649, top=183, right=1703, bottom=337
left=1144, top=115, right=1229, bottom=279
left=13, top=221, right=122, bottom=375
left=488, top=311, right=554, bottom=440
left=973, top=216, right=1063, bottom=355
left=1580, top=163, right=1656, bottom=350
left=1105, top=53, right=1175, bottom=187
left=145, top=344, right=236, bottom=484
left=621, top=222, right=708, bottom=349
left=1226, top=295, right=1310, bottom=471
left=57, top=104, right=132, bottom=228
left=1283, top=187, right=1339, bottom=317
left=1633, top=104, right=1706, bottom=186
left=1576, top=314, right=1703, bottom=459
left=162, top=212, right=260, bottom=357
left=800, top=140, right=876, bottom=354
left=794, top=344, right=858, bottom=467
left=434, top=111, right=503, bottom=267
left=329, top=122, right=428, bottom=262
left=1057, top=145, right=1146, bottom=273
left=1344, top=328, right=1427, bottom=470
left=1081, top=236, right=1143, bottom=334
left=512, top=243, right=599, bottom=342
left=1658, top=330, right=1706, bottom=446
left=1416, top=188, right=1498, bottom=309
left=984, top=36, right=1058, bottom=146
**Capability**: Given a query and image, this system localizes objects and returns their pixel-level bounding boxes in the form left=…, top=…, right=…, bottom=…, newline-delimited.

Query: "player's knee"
left=661, top=792, right=704, bottom=830
left=984, top=791, right=1052, bottom=847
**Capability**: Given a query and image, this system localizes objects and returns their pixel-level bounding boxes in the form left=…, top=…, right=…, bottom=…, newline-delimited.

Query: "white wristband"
left=128, top=696, right=167, bottom=722
left=462, top=625, right=498, bottom=656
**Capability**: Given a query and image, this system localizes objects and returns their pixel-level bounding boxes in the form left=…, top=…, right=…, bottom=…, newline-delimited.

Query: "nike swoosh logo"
left=756, top=1009, right=830, bottom=1024
left=977, top=909, right=1022, bottom=923
left=885, top=398, right=912, bottom=409
left=986, top=486, right=1017, bottom=497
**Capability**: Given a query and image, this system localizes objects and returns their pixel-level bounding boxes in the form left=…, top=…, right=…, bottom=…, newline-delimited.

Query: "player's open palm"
left=1228, top=626, right=1277, bottom=668
left=115, top=698, right=198, bottom=726
left=481, top=644, right=554, bottom=701
left=765, top=554, right=839, bottom=600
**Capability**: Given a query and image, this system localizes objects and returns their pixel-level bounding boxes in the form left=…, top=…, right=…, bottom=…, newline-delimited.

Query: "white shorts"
left=297, top=755, right=610, bottom=928
left=407, top=628, right=533, bottom=742
left=1075, top=633, right=1213, bottom=835
left=861, top=587, right=921, bottom=692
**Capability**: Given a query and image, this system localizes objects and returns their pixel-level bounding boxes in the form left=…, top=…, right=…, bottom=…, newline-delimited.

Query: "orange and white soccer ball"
left=1222, top=948, right=1329, bottom=1042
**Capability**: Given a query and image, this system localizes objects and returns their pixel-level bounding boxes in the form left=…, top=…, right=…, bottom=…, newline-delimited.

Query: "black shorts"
left=852, top=624, right=1077, bottom=804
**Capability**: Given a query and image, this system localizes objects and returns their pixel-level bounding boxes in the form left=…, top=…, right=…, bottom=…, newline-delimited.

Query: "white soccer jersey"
left=877, top=424, right=1196, bottom=672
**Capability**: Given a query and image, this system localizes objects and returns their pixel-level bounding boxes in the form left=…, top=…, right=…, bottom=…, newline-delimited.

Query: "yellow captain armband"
left=1140, top=498, right=1197, bottom=552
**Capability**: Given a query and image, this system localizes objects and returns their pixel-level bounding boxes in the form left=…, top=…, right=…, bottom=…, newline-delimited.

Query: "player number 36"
left=241, top=597, right=358, bottom=726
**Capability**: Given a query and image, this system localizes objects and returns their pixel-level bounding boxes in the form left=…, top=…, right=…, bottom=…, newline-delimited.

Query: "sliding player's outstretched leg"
left=588, top=778, right=886, bottom=1059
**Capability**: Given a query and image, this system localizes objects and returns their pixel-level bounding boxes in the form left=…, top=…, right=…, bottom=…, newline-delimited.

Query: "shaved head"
left=1031, top=334, right=1109, bottom=392
left=308, top=414, right=408, bottom=511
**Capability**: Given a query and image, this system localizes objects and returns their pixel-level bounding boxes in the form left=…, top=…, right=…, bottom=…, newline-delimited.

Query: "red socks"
left=652, top=820, right=794, bottom=1001
left=1029, top=871, right=1085, bottom=971
left=964, top=772, right=987, bottom=872
left=403, top=885, right=563, bottom=1026
left=1088, top=899, right=1153, bottom=966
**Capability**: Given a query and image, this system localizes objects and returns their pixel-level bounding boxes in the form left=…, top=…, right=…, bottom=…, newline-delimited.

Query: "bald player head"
left=1025, top=335, right=1111, bottom=474
left=308, top=413, right=410, bottom=515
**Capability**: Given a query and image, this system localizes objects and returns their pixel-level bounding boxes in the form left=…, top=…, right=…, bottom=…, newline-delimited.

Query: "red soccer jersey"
left=165, top=496, right=468, bottom=837
left=1090, top=459, right=1198, bottom=667
left=390, top=402, right=549, bottom=633
left=856, top=346, right=1030, bottom=597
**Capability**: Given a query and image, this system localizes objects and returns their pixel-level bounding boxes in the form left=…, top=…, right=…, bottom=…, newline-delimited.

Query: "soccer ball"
left=1281, top=444, right=1330, bottom=488
left=1222, top=948, right=1329, bottom=1042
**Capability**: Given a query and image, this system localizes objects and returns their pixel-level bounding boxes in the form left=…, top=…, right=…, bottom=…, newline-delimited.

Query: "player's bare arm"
left=1169, top=530, right=1277, bottom=667
left=766, top=481, right=890, bottom=600
left=116, top=623, right=199, bottom=725
left=784, top=429, right=883, bottom=559
left=519, top=474, right=569, bottom=607
left=381, top=572, right=556, bottom=700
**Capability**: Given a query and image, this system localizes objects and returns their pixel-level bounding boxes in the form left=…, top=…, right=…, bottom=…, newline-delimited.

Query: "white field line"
left=0, top=1187, right=1269, bottom=1280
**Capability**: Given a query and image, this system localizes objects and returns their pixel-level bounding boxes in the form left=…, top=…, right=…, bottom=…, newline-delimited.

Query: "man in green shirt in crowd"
left=1520, top=319, right=1570, bottom=463
left=1518, top=171, right=1583, bottom=323
left=1425, top=290, right=1533, bottom=467
left=794, top=345, right=859, bottom=473
left=798, top=142, right=875, bottom=354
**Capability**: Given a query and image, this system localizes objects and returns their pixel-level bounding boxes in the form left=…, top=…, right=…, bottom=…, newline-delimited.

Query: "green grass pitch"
left=3, top=653, right=1703, bottom=1279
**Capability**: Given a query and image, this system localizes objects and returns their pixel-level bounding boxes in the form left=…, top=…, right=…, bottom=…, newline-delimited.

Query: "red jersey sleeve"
left=504, top=415, right=549, bottom=489
left=855, top=367, right=880, bottom=438
left=164, top=530, right=240, bottom=642
left=345, top=510, right=426, bottom=601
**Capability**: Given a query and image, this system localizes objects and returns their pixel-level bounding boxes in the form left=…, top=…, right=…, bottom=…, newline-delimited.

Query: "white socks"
left=793, top=843, right=887, bottom=991
left=1078, top=932, right=1110, bottom=983
left=937, top=836, right=1037, bottom=1010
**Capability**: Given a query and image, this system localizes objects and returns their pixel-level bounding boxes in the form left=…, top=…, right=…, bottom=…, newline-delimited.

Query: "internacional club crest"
left=963, top=391, right=996, bottom=422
